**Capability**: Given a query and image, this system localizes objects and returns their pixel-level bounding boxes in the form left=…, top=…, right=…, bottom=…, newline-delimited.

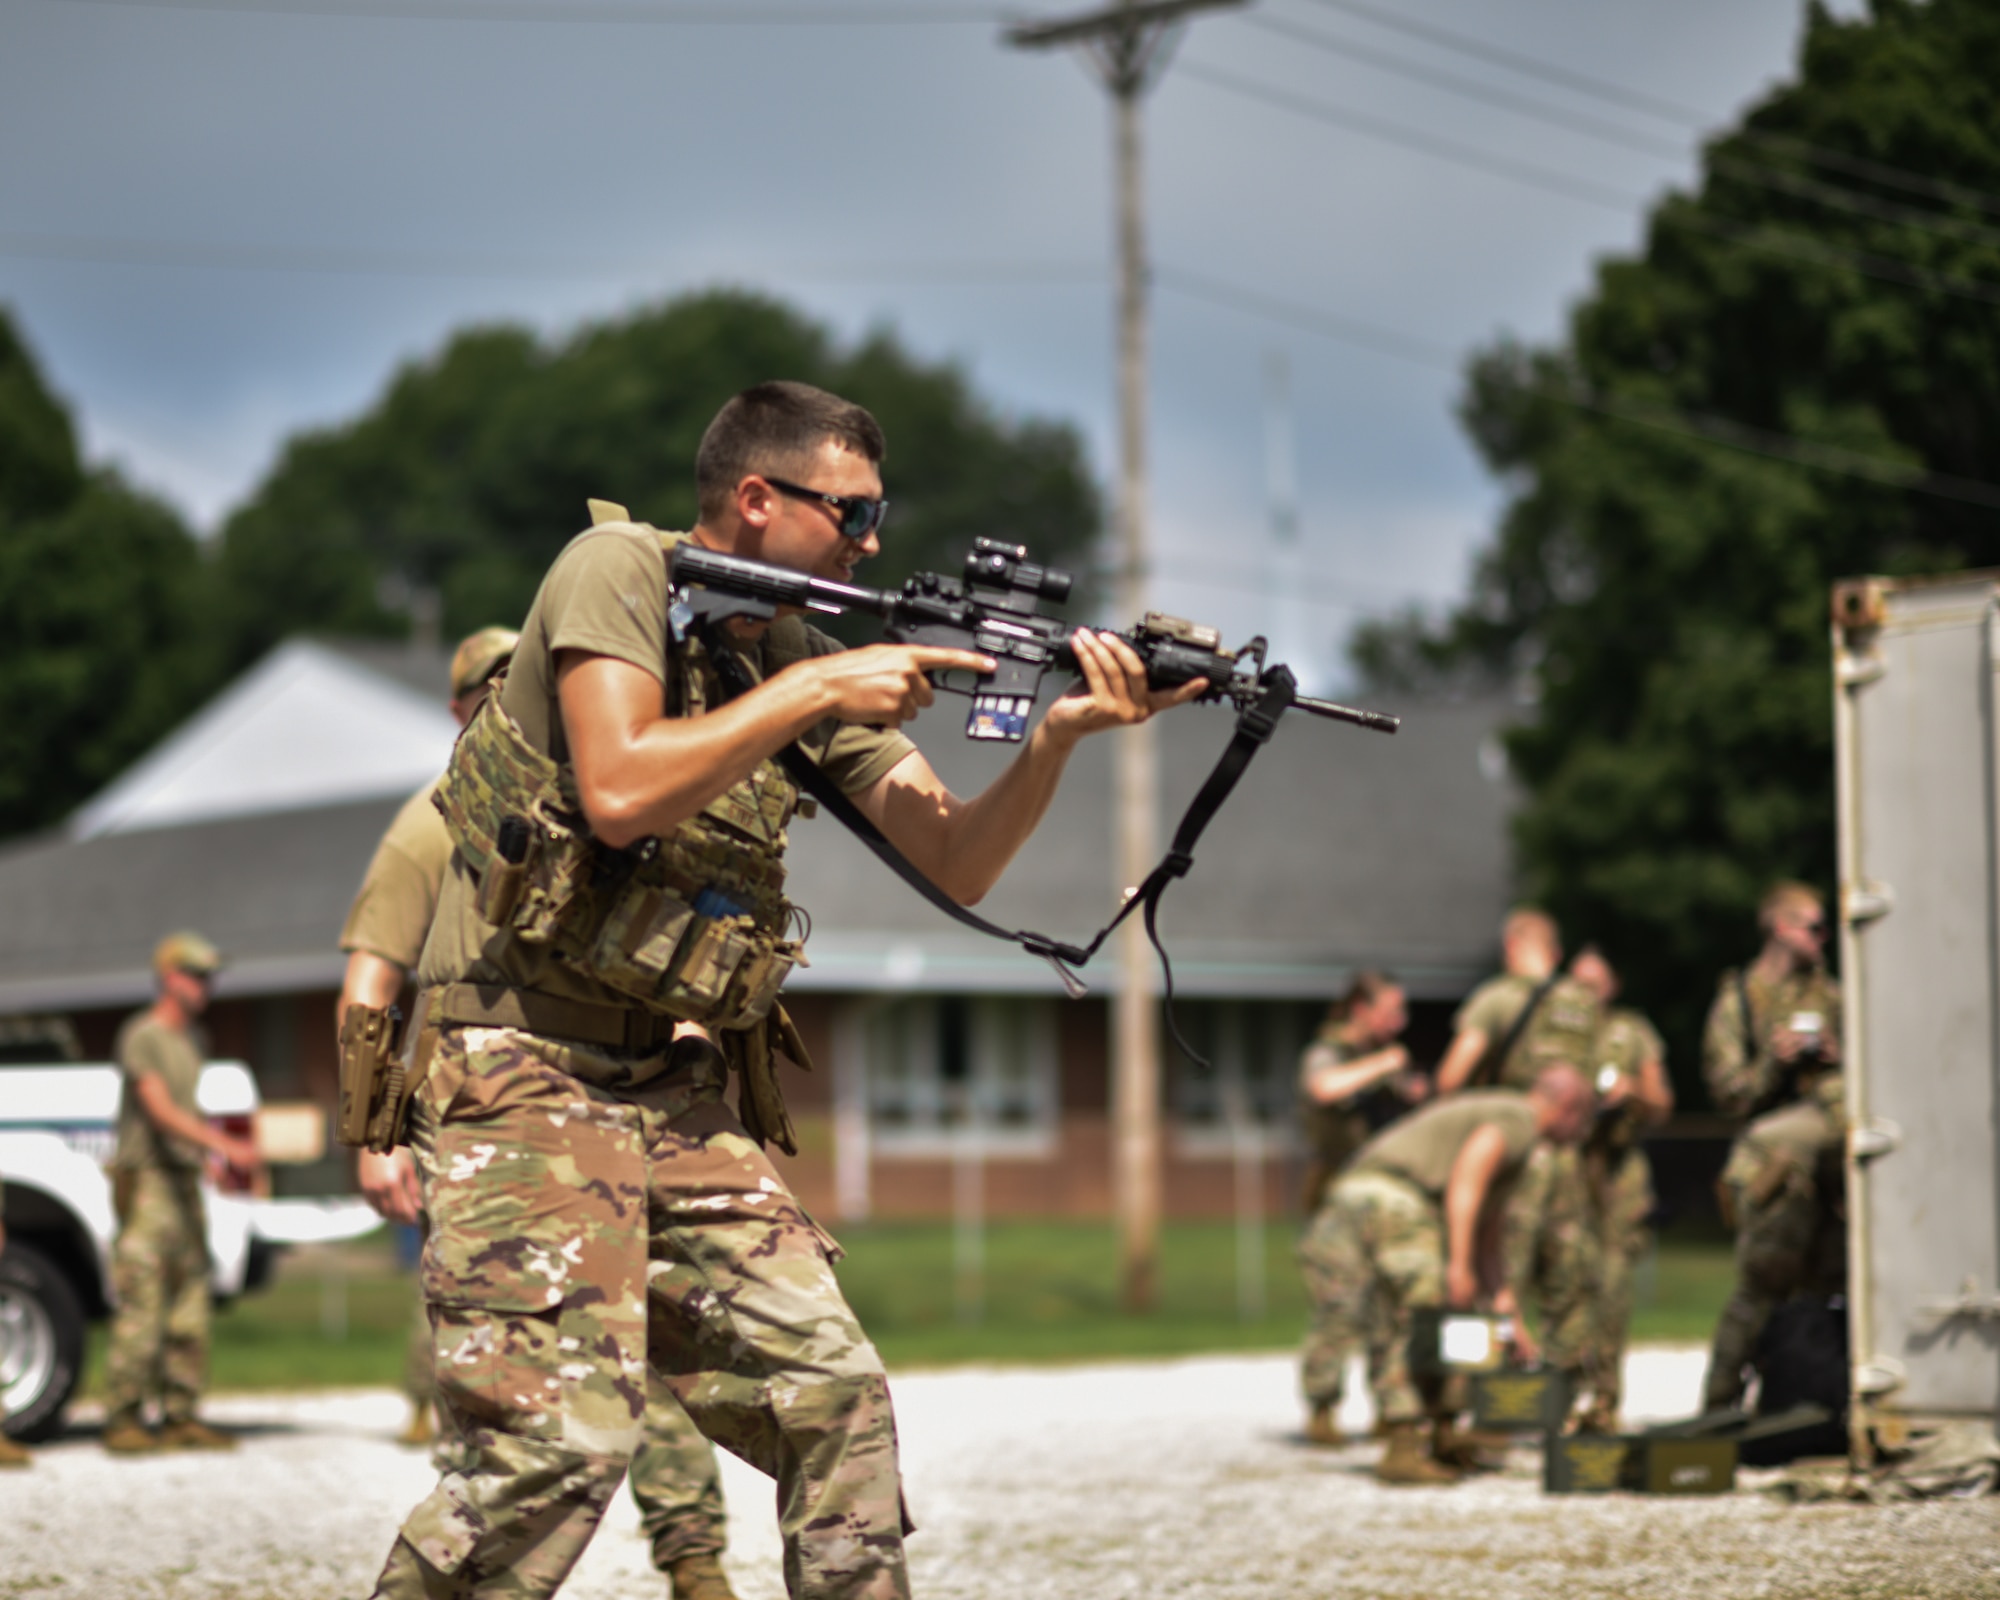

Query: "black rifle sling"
left=696, top=621, right=1296, bottom=1065
left=1474, top=973, right=1559, bottom=1089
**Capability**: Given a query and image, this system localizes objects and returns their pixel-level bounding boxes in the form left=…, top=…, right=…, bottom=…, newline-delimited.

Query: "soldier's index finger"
left=911, top=646, right=997, bottom=671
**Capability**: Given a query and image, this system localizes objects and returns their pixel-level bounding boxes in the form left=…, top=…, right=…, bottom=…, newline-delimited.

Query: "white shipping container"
left=1831, top=570, right=2000, bottom=1445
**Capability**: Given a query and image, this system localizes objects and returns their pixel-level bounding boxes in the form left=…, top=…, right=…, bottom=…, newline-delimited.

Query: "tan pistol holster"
left=336, top=1001, right=413, bottom=1152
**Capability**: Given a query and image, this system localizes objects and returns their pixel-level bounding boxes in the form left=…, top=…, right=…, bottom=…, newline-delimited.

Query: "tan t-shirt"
left=1453, top=971, right=1603, bottom=1091
left=340, top=779, right=451, bottom=971
left=418, top=520, right=917, bottom=1004
left=1349, top=1090, right=1539, bottom=1200
left=112, top=1011, right=208, bottom=1172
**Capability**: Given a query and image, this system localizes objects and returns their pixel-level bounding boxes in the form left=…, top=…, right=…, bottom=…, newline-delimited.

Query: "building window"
left=1170, top=1000, right=1319, bottom=1147
left=866, top=995, right=1058, bottom=1155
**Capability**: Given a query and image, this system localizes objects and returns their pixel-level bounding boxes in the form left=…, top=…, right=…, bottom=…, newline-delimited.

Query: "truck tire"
left=0, top=1241, right=87, bottom=1442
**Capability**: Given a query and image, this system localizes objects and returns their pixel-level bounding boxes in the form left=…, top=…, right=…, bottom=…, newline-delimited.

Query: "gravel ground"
left=5, top=1348, right=1998, bottom=1600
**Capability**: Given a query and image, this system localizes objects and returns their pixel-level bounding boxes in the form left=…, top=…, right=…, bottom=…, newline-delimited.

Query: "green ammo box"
left=1470, top=1367, right=1571, bottom=1432
left=1544, top=1433, right=1634, bottom=1493
left=1629, top=1436, right=1737, bottom=1495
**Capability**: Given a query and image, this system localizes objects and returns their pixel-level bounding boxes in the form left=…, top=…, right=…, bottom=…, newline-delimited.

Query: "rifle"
left=668, top=537, right=1399, bottom=1060
left=668, top=537, right=1400, bottom=741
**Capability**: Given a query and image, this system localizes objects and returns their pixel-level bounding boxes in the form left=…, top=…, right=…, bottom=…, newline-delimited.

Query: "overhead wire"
left=42, top=0, right=1001, bottom=21
left=1289, top=0, right=2000, bottom=220
left=1155, top=265, right=2000, bottom=514
left=1176, top=61, right=2000, bottom=310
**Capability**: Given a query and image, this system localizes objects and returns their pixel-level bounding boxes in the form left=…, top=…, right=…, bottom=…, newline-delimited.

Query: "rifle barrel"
left=1291, top=693, right=1400, bottom=734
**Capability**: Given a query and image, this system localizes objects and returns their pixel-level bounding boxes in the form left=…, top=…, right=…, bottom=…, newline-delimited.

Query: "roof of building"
left=70, top=639, right=458, bottom=840
left=0, top=646, right=1518, bottom=1011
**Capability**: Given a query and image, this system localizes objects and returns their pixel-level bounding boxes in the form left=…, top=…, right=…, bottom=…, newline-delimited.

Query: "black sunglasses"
left=763, top=476, right=889, bottom=541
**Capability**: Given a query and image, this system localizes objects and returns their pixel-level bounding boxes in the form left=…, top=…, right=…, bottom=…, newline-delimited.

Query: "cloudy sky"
left=1, top=0, right=1853, bottom=688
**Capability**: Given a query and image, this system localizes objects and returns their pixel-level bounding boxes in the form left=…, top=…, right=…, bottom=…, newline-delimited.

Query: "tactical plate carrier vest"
left=432, top=530, right=807, bottom=1032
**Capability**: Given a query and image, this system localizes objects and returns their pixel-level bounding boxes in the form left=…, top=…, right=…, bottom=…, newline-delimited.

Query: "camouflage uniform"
left=103, top=1013, right=212, bottom=1428
left=343, top=776, right=730, bottom=1569
left=1294, top=1027, right=1402, bottom=1411
left=1701, top=964, right=1844, bottom=1410
left=1305, top=1094, right=1542, bottom=1426
left=1448, top=972, right=1603, bottom=1384
left=372, top=514, right=918, bottom=1600
left=1580, top=1008, right=1663, bottom=1415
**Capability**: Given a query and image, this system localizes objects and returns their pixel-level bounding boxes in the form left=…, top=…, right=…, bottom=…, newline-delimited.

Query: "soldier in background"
left=1432, top=909, right=1604, bottom=1399
left=1303, top=1066, right=1595, bottom=1484
left=339, top=627, right=743, bottom=1600
left=1701, top=882, right=1844, bottom=1411
left=102, top=932, right=262, bottom=1455
left=1567, top=946, right=1673, bottom=1430
left=1294, top=970, right=1427, bottom=1444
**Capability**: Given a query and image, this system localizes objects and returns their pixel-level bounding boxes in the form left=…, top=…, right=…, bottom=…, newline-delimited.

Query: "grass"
left=78, top=1224, right=1735, bottom=1395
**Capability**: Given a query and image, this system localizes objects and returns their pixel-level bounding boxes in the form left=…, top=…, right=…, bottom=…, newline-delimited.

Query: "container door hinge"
left=1850, top=1119, right=1902, bottom=1162
left=1836, top=651, right=1885, bottom=688
left=1843, top=880, right=1894, bottom=924
left=1917, top=1280, right=2000, bottom=1325
left=1854, top=1357, right=1905, bottom=1396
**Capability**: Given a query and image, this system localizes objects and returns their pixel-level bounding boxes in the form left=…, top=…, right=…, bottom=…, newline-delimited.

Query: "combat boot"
left=0, top=1431, right=30, bottom=1467
left=157, top=1417, right=236, bottom=1451
left=1432, top=1418, right=1509, bottom=1472
left=397, top=1402, right=436, bottom=1448
left=1303, top=1402, right=1343, bottom=1447
left=103, top=1410, right=162, bottom=1454
left=1374, top=1421, right=1461, bottom=1486
left=667, top=1552, right=739, bottom=1600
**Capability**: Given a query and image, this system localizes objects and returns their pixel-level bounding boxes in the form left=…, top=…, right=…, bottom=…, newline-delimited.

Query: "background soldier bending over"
left=339, top=626, right=744, bottom=1600
left=1701, top=881, right=1844, bottom=1411
left=102, top=932, right=261, bottom=1455
left=1300, top=1066, right=1594, bottom=1485
left=1294, top=970, right=1427, bottom=1445
left=1432, top=909, right=1604, bottom=1400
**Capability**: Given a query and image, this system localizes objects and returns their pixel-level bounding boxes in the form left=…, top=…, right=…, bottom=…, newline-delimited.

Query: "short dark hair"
left=695, top=381, right=886, bottom=522
left=1326, top=968, right=1399, bottom=1026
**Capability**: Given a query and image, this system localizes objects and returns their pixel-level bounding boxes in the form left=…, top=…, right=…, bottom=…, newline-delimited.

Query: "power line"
left=43, top=0, right=1000, bottom=21
left=1178, top=61, right=2000, bottom=309
left=1177, top=60, right=1637, bottom=210
left=1242, top=11, right=1686, bottom=164
left=1156, top=265, right=2000, bottom=514
left=0, top=229, right=1103, bottom=283
left=1290, top=0, right=2000, bottom=221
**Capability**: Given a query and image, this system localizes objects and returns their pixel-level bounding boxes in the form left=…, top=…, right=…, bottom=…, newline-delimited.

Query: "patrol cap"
left=449, top=626, right=520, bottom=699
left=153, top=930, right=224, bottom=977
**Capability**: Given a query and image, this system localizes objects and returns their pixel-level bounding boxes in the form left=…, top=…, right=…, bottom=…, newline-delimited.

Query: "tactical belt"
left=696, top=619, right=1296, bottom=1066
left=430, top=981, right=683, bottom=1053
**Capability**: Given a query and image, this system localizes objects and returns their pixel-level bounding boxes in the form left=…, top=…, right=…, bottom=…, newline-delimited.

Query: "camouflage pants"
left=1295, top=1194, right=1393, bottom=1410
left=370, top=1024, right=905, bottom=1600
left=1587, top=1145, right=1655, bottom=1414
left=1297, top=1170, right=1443, bottom=1425
left=402, top=1237, right=727, bottom=1569
left=103, top=1165, right=210, bottom=1426
left=1505, top=1145, right=1601, bottom=1383
left=1706, top=1095, right=1845, bottom=1410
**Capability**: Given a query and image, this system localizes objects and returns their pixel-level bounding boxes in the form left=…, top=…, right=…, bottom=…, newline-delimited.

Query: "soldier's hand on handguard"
left=808, top=644, right=996, bottom=727
left=1046, top=629, right=1206, bottom=744
left=358, top=1147, right=425, bottom=1226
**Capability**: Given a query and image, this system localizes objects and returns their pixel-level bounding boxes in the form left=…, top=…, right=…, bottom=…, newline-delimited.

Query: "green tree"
left=216, top=289, right=1102, bottom=663
left=0, top=310, right=218, bottom=838
left=1350, top=0, right=2000, bottom=1094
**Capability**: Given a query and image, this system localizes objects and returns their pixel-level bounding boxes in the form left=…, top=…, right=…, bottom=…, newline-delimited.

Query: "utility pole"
left=1006, top=0, right=1247, bottom=1312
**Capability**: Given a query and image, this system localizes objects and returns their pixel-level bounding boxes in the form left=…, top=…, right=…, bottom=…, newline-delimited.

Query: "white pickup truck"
left=0, top=1060, right=378, bottom=1440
